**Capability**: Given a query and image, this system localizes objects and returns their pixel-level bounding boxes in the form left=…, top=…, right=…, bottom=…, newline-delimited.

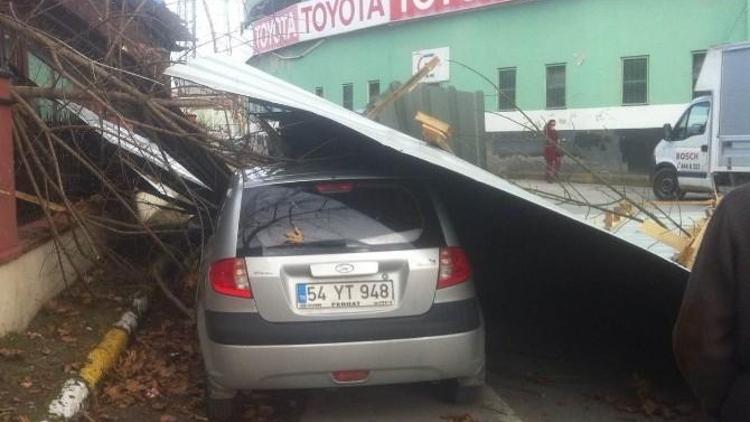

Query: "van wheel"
left=653, top=167, right=683, bottom=200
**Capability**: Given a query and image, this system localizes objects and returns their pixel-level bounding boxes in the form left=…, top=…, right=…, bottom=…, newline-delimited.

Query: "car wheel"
left=439, top=379, right=482, bottom=404
left=206, top=396, right=235, bottom=422
left=653, top=167, right=682, bottom=200
left=205, top=376, right=237, bottom=421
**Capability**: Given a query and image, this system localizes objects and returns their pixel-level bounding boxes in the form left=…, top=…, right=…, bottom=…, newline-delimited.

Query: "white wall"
left=485, top=104, right=687, bottom=132
left=0, top=228, right=98, bottom=336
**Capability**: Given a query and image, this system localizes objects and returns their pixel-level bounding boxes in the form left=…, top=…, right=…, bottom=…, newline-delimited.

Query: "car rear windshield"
left=236, top=179, right=444, bottom=256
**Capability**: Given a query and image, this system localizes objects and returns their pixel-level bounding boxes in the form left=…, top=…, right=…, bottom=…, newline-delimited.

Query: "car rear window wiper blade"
left=266, top=239, right=371, bottom=249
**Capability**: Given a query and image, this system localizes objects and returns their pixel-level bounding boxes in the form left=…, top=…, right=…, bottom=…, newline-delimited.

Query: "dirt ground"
left=90, top=295, right=303, bottom=422
left=0, top=259, right=300, bottom=422
left=0, top=265, right=142, bottom=421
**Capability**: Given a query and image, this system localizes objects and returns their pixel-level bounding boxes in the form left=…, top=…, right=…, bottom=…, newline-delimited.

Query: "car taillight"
left=437, top=247, right=472, bottom=289
left=209, top=258, right=252, bottom=298
left=315, top=181, right=354, bottom=194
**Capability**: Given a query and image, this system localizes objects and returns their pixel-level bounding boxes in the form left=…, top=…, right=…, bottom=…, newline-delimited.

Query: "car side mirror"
left=663, top=123, right=673, bottom=141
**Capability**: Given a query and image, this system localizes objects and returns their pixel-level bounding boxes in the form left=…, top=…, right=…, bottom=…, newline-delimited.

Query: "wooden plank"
left=677, top=218, right=709, bottom=270
left=366, top=56, right=440, bottom=119
left=414, top=111, right=452, bottom=134
left=473, top=90, right=487, bottom=169
left=415, top=111, right=453, bottom=153
left=640, top=218, right=691, bottom=252
left=0, top=188, right=67, bottom=212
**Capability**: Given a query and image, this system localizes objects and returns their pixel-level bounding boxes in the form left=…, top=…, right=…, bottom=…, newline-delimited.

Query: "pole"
left=0, top=69, right=18, bottom=260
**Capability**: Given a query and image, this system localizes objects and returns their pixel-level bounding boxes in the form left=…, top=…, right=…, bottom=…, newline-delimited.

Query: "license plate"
left=296, top=281, right=395, bottom=309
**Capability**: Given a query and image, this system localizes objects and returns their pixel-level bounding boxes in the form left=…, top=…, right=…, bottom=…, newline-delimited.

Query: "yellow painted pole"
left=79, top=327, right=130, bottom=387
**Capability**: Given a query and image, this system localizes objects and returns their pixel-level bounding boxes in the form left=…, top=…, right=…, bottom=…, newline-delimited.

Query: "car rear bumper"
left=204, top=298, right=481, bottom=345
left=200, top=299, right=483, bottom=390
left=199, top=325, right=485, bottom=391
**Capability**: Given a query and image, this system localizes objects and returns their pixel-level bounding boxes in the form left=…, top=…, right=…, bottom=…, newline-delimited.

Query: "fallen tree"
left=0, top=5, right=269, bottom=315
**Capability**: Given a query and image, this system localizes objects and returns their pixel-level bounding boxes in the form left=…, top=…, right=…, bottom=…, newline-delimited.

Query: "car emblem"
left=335, top=263, right=355, bottom=274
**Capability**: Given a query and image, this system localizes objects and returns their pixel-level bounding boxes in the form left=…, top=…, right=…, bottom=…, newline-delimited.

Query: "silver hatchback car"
left=197, top=164, right=485, bottom=420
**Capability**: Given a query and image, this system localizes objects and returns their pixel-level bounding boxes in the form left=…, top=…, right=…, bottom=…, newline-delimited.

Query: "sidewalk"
left=486, top=154, right=652, bottom=187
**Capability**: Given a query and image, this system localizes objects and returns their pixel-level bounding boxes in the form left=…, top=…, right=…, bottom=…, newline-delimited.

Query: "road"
left=299, top=383, right=520, bottom=422
left=517, top=180, right=713, bottom=262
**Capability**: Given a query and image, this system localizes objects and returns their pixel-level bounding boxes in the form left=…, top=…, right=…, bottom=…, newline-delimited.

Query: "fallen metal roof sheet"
left=66, top=103, right=208, bottom=189
left=165, top=55, right=687, bottom=271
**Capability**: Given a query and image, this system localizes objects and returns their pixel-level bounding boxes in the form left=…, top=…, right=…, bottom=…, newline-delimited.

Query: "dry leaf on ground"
left=0, top=348, right=23, bottom=360
left=441, top=414, right=477, bottom=422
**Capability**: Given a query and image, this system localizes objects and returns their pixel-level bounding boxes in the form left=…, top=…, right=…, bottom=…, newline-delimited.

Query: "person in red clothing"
left=543, top=119, right=563, bottom=182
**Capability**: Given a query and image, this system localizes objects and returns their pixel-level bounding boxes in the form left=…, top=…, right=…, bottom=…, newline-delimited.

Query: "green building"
left=244, top=0, right=750, bottom=175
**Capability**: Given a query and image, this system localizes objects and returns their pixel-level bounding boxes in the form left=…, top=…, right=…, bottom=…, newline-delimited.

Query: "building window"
left=315, top=86, right=324, bottom=97
left=497, top=67, right=516, bottom=111
left=693, top=51, right=708, bottom=98
left=368, top=80, right=380, bottom=103
left=546, top=64, right=566, bottom=109
left=622, top=56, right=648, bottom=105
left=342, top=83, right=353, bottom=110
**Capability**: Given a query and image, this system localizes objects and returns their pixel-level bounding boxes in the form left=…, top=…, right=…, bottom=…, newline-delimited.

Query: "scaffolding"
left=172, top=0, right=198, bottom=57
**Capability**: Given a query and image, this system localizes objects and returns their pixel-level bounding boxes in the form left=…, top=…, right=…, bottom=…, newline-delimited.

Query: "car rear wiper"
left=267, top=239, right=371, bottom=249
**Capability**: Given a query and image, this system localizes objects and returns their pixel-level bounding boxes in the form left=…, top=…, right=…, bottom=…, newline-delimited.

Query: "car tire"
left=205, top=376, right=237, bottom=422
left=653, top=167, right=682, bottom=200
left=206, top=396, right=235, bottom=422
left=439, top=379, right=482, bottom=404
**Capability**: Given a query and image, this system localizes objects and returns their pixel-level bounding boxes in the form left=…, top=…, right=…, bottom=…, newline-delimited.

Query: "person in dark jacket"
left=673, top=184, right=750, bottom=421
left=543, top=119, right=562, bottom=182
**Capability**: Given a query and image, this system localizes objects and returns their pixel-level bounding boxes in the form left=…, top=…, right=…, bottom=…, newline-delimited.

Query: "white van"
left=652, top=43, right=750, bottom=199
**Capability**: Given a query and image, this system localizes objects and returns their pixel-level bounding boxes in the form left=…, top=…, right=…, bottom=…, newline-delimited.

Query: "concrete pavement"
left=517, top=179, right=712, bottom=263
left=299, top=383, right=522, bottom=422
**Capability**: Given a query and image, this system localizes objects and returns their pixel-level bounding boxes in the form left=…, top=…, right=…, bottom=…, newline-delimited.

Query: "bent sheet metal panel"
left=164, top=55, right=686, bottom=271
left=65, top=102, right=208, bottom=189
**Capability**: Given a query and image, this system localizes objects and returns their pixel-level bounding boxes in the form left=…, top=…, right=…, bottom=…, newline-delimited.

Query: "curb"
left=43, top=294, right=149, bottom=421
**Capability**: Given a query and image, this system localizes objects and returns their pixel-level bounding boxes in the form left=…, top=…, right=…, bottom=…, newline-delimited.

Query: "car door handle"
left=701, top=145, right=708, bottom=152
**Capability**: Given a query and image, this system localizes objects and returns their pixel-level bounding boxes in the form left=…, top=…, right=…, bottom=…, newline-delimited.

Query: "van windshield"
left=236, top=180, right=443, bottom=256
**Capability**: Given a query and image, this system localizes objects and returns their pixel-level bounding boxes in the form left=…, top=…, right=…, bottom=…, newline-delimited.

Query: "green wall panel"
left=250, top=0, right=749, bottom=111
